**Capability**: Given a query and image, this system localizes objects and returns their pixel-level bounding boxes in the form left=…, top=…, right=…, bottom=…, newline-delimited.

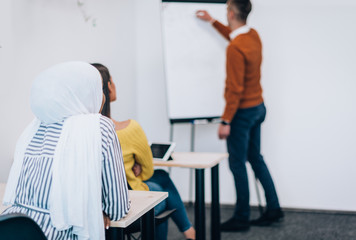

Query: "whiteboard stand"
left=169, top=117, right=220, bottom=207
left=169, top=120, right=195, bottom=206
left=254, top=176, right=264, bottom=215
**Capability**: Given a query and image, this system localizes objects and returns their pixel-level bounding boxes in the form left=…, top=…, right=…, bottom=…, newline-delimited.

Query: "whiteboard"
left=161, top=2, right=228, bottom=121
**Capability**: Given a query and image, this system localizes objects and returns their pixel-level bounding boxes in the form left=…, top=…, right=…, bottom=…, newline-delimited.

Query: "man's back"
left=224, top=28, right=263, bottom=121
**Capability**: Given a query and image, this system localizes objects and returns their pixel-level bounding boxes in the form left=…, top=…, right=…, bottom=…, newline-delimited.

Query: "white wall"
left=250, top=0, right=356, bottom=211
left=1, top=0, right=356, bottom=212
left=135, top=0, right=356, bottom=212
left=0, top=0, right=16, bottom=183
left=134, top=0, right=170, bottom=141
left=0, top=0, right=137, bottom=181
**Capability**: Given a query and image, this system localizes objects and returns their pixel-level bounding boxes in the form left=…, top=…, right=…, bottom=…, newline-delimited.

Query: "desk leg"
left=211, top=165, right=220, bottom=240
left=142, top=208, right=155, bottom=240
left=195, top=169, right=205, bottom=240
left=105, top=227, right=124, bottom=240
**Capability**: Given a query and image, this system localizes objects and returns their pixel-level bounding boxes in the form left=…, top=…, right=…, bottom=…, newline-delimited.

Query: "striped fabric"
left=2, top=115, right=129, bottom=239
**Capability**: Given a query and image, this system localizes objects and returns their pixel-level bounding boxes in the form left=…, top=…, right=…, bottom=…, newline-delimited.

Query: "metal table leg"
left=195, top=168, right=205, bottom=240
left=142, top=208, right=155, bottom=240
left=211, top=164, right=220, bottom=240
left=105, top=227, right=124, bottom=240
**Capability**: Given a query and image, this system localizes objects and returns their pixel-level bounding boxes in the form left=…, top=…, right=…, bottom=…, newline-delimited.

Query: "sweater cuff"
left=222, top=107, right=238, bottom=122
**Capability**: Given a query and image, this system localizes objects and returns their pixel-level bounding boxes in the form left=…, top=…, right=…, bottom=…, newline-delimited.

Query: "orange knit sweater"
left=212, top=21, right=264, bottom=122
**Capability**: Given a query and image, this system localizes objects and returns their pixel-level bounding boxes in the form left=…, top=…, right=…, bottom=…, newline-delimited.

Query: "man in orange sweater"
left=197, top=0, right=283, bottom=232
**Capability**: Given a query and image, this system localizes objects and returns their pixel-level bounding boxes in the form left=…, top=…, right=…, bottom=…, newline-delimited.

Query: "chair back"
left=0, top=213, right=47, bottom=240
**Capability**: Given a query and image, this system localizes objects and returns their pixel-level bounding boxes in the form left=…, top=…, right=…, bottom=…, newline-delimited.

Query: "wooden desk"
left=154, top=152, right=228, bottom=240
left=107, top=190, right=168, bottom=240
left=1, top=183, right=167, bottom=240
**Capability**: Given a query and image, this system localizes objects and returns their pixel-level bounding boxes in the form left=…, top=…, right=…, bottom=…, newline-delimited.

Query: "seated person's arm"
left=102, top=119, right=130, bottom=221
left=131, top=123, right=154, bottom=180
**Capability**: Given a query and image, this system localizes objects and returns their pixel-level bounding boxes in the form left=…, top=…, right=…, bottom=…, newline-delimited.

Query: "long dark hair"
left=91, top=63, right=111, bottom=118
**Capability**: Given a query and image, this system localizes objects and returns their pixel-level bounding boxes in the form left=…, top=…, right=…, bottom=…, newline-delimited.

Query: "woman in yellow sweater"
left=92, top=63, right=195, bottom=240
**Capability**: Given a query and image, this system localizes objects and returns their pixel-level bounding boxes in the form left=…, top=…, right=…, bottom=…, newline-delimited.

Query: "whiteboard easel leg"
left=188, top=123, right=196, bottom=207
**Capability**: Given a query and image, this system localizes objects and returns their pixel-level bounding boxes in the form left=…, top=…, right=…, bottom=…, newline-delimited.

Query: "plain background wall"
left=0, top=0, right=137, bottom=181
left=0, top=0, right=16, bottom=184
left=134, top=0, right=356, bottom=212
left=1, top=0, right=356, bottom=212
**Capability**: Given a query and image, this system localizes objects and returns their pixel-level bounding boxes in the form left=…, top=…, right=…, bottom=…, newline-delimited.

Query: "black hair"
left=228, top=0, right=252, bottom=23
left=91, top=63, right=111, bottom=118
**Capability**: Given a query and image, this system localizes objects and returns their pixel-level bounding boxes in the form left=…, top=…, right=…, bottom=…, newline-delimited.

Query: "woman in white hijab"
left=1, top=61, right=130, bottom=240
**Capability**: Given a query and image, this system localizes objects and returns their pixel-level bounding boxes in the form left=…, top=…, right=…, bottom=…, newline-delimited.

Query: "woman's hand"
left=196, top=10, right=214, bottom=22
left=103, top=212, right=110, bottom=230
left=132, top=162, right=142, bottom=177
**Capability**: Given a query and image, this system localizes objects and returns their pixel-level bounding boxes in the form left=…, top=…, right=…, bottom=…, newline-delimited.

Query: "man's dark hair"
left=228, top=0, right=252, bottom=23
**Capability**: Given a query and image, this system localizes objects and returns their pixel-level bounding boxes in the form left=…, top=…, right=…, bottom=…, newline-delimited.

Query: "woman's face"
left=108, top=77, right=117, bottom=102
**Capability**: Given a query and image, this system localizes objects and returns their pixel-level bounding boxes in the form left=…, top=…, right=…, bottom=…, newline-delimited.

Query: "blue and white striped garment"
left=2, top=115, right=129, bottom=239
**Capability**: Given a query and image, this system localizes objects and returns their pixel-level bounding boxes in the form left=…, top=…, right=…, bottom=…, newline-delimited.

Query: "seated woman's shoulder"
left=99, top=115, right=116, bottom=132
left=125, top=119, right=143, bottom=130
left=119, top=119, right=132, bottom=129
left=117, top=119, right=143, bottom=132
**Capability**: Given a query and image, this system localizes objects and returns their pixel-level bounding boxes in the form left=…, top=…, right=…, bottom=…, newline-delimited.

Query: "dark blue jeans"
left=227, top=103, right=280, bottom=221
left=145, top=170, right=192, bottom=240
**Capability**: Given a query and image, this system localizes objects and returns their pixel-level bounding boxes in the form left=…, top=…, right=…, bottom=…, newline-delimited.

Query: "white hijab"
left=4, top=61, right=105, bottom=240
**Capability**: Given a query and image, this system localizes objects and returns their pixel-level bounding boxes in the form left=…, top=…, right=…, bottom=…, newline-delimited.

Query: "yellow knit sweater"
left=116, top=119, right=154, bottom=191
